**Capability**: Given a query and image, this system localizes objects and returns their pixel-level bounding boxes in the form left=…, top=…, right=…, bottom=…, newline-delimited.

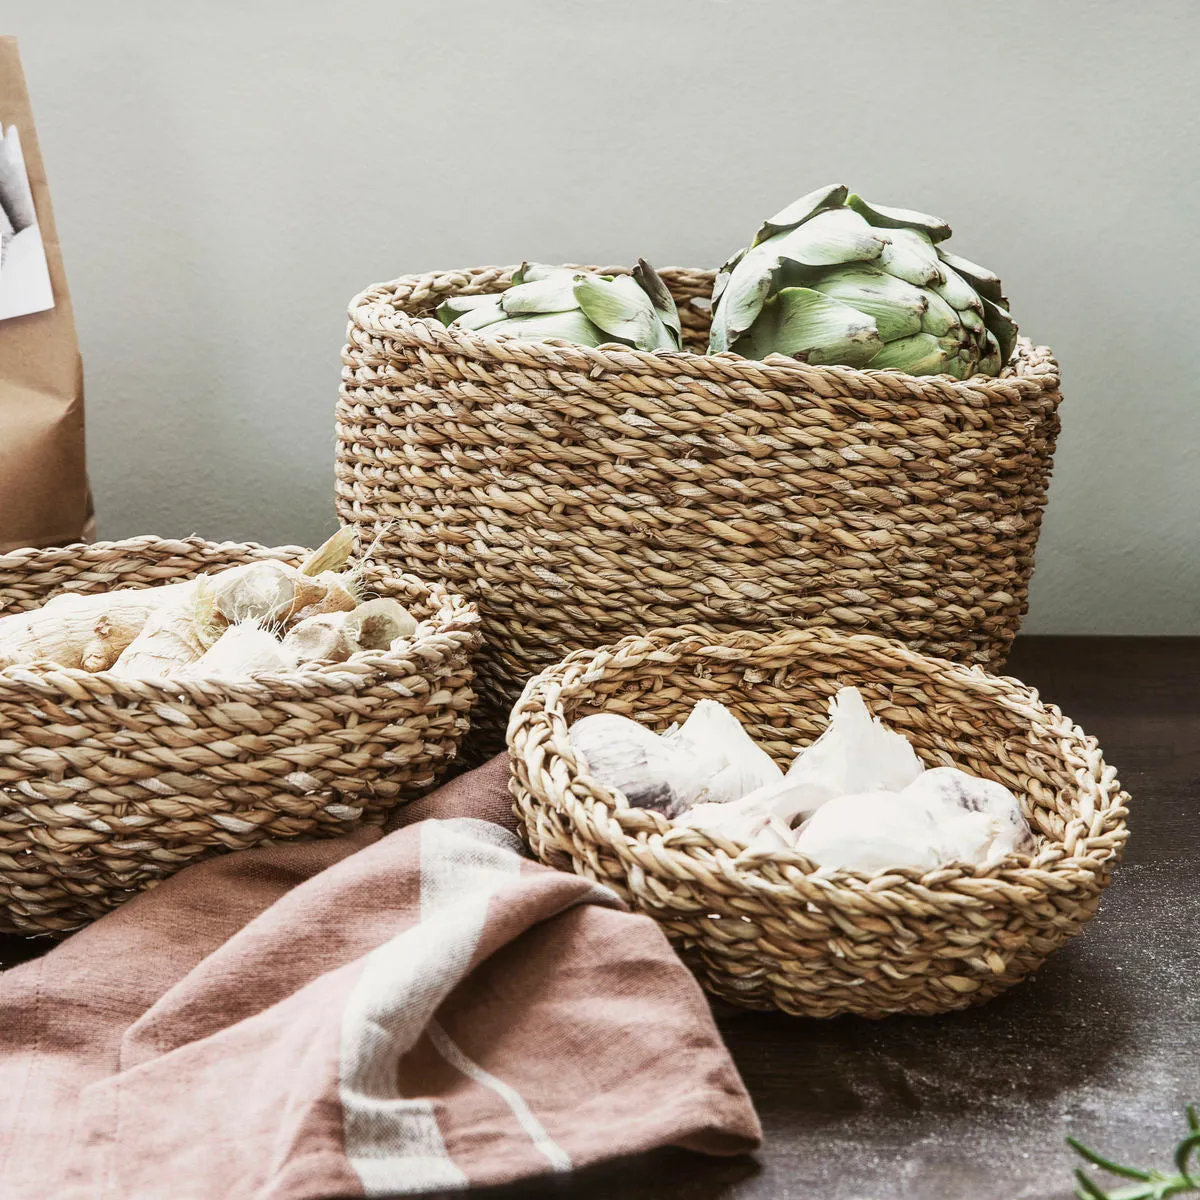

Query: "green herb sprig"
left=1069, top=1105, right=1200, bottom=1200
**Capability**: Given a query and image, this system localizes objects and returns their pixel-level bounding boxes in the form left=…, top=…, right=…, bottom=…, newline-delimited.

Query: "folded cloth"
left=0, top=755, right=760, bottom=1199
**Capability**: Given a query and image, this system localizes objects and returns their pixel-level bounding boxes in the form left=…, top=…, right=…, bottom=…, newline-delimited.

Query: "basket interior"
left=550, top=639, right=1092, bottom=850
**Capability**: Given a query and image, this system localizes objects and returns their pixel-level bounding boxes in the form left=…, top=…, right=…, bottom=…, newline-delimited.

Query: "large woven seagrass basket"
left=508, top=628, right=1128, bottom=1018
left=337, top=265, right=1062, bottom=754
left=0, top=536, right=481, bottom=935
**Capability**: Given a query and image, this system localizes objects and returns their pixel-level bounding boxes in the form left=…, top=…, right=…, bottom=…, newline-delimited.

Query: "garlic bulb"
left=281, top=612, right=354, bottom=664
left=667, top=699, right=783, bottom=805
left=792, top=769, right=1035, bottom=874
left=783, top=687, right=925, bottom=819
left=901, top=767, right=1035, bottom=862
left=677, top=795, right=795, bottom=852
left=0, top=588, right=179, bottom=672
left=793, top=790, right=945, bottom=872
left=283, top=598, right=418, bottom=665
left=110, top=581, right=220, bottom=678
left=568, top=713, right=708, bottom=816
left=735, top=774, right=843, bottom=828
left=348, top=598, right=417, bottom=649
left=184, top=621, right=297, bottom=678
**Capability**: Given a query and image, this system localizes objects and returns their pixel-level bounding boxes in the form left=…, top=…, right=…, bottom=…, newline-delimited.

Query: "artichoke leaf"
left=919, top=289, right=962, bottom=338
left=811, top=266, right=927, bottom=343
left=444, top=296, right=508, bottom=331
left=770, top=207, right=889, bottom=268
left=752, top=183, right=848, bottom=247
left=633, top=258, right=682, bottom=343
left=438, top=293, right=505, bottom=325
left=879, top=228, right=946, bottom=288
left=933, top=263, right=984, bottom=315
left=936, top=248, right=1005, bottom=304
left=751, top=287, right=884, bottom=368
left=977, top=331, right=1003, bottom=376
left=648, top=312, right=681, bottom=351
left=485, top=310, right=608, bottom=347
left=981, top=296, right=1018, bottom=365
left=868, top=332, right=950, bottom=376
left=500, top=271, right=580, bottom=315
left=512, top=262, right=560, bottom=285
left=847, top=194, right=952, bottom=243
left=959, top=308, right=985, bottom=334
left=709, top=253, right=778, bottom=352
left=712, top=246, right=748, bottom=308
left=573, top=272, right=658, bottom=347
left=942, top=352, right=977, bottom=380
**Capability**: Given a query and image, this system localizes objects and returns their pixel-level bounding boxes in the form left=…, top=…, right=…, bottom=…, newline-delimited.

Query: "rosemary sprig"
left=1069, top=1106, right=1200, bottom=1200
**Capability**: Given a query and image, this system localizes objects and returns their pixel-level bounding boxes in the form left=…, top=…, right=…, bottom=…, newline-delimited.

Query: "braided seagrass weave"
left=0, top=536, right=480, bottom=935
left=508, top=628, right=1128, bottom=1018
left=337, top=266, right=1062, bottom=756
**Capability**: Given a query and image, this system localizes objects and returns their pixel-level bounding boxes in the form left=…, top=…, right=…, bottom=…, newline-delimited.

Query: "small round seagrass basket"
left=337, top=265, right=1062, bottom=755
left=0, top=536, right=481, bottom=935
left=507, top=627, right=1128, bottom=1018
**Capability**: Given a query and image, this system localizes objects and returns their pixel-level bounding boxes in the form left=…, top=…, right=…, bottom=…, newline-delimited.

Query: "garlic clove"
left=792, top=790, right=944, bottom=873
left=568, top=713, right=709, bottom=816
left=785, top=687, right=925, bottom=814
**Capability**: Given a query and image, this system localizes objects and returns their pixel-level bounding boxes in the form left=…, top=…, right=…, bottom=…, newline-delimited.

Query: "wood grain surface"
left=2, top=637, right=1195, bottom=1200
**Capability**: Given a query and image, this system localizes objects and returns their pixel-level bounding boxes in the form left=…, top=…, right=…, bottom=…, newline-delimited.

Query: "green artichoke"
left=437, top=260, right=682, bottom=351
left=708, top=184, right=1017, bottom=378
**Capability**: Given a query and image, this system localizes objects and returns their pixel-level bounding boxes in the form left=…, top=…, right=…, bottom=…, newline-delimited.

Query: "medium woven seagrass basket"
left=0, top=536, right=481, bottom=935
left=337, top=266, right=1062, bottom=755
left=508, top=628, right=1128, bottom=1018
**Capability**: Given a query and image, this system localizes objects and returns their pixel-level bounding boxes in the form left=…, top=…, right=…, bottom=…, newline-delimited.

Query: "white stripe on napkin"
left=340, top=820, right=523, bottom=1195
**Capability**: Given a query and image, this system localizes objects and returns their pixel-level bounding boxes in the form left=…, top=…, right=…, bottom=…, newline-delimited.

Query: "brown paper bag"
left=0, top=36, right=93, bottom=553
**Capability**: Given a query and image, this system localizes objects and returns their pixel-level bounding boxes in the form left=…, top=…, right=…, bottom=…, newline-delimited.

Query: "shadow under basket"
left=337, top=264, right=1063, bottom=757
left=507, top=627, right=1128, bottom=1018
left=0, top=536, right=481, bottom=936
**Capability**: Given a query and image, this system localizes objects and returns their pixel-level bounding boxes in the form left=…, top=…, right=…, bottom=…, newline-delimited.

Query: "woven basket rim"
left=346, top=264, right=1060, bottom=399
left=508, top=625, right=1129, bottom=900
left=0, top=534, right=482, bottom=702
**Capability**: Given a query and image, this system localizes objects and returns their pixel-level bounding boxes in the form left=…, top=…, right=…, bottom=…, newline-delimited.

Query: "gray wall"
left=7, top=0, right=1199, bottom=633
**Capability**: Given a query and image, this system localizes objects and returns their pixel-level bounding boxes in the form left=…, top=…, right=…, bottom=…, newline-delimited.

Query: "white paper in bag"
left=0, top=123, right=54, bottom=320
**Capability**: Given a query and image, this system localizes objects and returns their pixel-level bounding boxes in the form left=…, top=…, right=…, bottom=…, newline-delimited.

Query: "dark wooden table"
left=3, top=637, right=1196, bottom=1200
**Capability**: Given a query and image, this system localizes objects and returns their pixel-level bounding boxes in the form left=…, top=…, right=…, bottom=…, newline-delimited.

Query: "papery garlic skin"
left=569, top=713, right=709, bottom=816
left=784, top=687, right=925, bottom=819
left=668, top=699, right=783, bottom=805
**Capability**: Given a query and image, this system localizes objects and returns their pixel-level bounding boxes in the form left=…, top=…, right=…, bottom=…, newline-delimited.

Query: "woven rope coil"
left=507, top=627, right=1127, bottom=1018
left=337, top=266, right=1062, bottom=756
left=0, top=536, right=481, bottom=935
